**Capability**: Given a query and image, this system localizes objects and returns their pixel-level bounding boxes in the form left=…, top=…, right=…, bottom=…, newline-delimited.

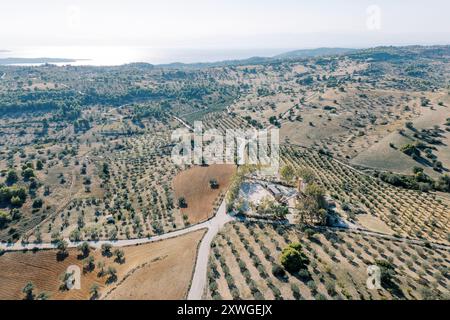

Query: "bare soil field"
left=0, top=248, right=103, bottom=300
left=173, top=164, right=236, bottom=224
left=0, top=229, right=205, bottom=300
left=104, top=229, right=206, bottom=300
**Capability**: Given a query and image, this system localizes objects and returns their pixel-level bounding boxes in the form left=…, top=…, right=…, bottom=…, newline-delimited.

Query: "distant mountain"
left=0, top=57, right=79, bottom=65
left=274, top=47, right=357, bottom=59
left=157, top=56, right=271, bottom=69
left=157, top=48, right=358, bottom=69
left=347, top=45, right=450, bottom=62
left=122, top=62, right=155, bottom=69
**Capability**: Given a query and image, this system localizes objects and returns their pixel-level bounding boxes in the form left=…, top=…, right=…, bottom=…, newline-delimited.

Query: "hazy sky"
left=1, top=0, right=449, bottom=49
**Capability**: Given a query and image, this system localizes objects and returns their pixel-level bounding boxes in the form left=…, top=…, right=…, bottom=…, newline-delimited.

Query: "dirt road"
left=187, top=200, right=232, bottom=299
left=0, top=215, right=213, bottom=251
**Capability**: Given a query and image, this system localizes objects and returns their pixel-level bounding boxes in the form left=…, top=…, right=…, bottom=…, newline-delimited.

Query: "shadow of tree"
left=56, top=252, right=68, bottom=262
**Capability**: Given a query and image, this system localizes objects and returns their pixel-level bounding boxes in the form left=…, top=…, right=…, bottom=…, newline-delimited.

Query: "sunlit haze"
left=0, top=0, right=449, bottom=63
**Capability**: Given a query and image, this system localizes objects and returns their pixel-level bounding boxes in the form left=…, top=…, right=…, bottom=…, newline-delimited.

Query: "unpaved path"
left=173, top=115, right=193, bottom=130
left=236, top=215, right=450, bottom=251
left=187, top=200, right=232, bottom=299
left=0, top=212, right=216, bottom=251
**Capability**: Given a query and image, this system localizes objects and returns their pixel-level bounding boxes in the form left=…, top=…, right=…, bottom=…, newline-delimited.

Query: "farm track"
left=237, top=215, right=450, bottom=251
left=1, top=206, right=221, bottom=252
left=187, top=200, right=232, bottom=299
left=173, top=115, right=193, bottom=130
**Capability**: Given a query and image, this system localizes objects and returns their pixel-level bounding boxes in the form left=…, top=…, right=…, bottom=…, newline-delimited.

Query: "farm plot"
left=281, top=145, right=449, bottom=243
left=202, top=112, right=253, bottom=132
left=0, top=229, right=205, bottom=300
left=206, top=222, right=450, bottom=300
left=173, top=164, right=236, bottom=225
left=29, top=121, right=185, bottom=242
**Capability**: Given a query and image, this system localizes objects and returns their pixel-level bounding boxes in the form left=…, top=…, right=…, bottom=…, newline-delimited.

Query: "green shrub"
left=280, top=245, right=309, bottom=273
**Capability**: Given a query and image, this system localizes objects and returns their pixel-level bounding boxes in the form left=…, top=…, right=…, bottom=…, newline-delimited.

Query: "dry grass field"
left=173, top=164, right=236, bottom=224
left=352, top=93, right=450, bottom=178
left=0, top=230, right=205, bottom=300
left=104, top=229, right=206, bottom=300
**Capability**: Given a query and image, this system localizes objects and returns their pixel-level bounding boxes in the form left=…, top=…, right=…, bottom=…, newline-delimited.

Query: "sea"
left=0, top=46, right=291, bottom=66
